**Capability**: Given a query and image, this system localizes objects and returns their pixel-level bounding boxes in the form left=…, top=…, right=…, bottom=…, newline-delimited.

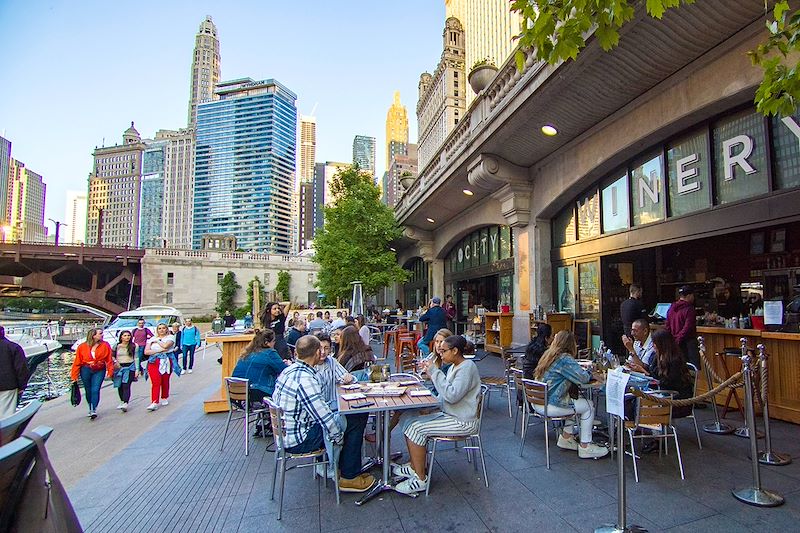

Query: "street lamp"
left=47, top=218, right=68, bottom=246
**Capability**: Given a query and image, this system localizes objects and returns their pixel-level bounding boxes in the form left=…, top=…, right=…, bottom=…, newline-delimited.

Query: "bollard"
left=699, top=336, right=734, bottom=435
left=595, top=414, right=647, bottom=533
left=734, top=338, right=764, bottom=439
left=756, top=344, right=792, bottom=466
left=731, top=349, right=784, bottom=507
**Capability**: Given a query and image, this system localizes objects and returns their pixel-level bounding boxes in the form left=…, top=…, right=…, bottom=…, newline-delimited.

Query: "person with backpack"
left=181, top=318, right=202, bottom=374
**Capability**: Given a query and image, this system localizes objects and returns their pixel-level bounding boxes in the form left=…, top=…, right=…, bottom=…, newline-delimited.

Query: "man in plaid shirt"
left=273, top=335, right=375, bottom=492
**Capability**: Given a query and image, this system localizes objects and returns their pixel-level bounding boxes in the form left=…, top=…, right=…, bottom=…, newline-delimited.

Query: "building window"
left=166, top=272, right=174, bottom=285
left=217, top=272, right=224, bottom=283
left=165, top=292, right=173, bottom=304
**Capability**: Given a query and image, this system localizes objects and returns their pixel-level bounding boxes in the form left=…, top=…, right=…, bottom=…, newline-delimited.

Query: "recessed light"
left=463, top=189, right=474, bottom=196
left=389, top=247, right=396, bottom=252
left=426, top=217, right=435, bottom=223
left=541, top=124, right=558, bottom=136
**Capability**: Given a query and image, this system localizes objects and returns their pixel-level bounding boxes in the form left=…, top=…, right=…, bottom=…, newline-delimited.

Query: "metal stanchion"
left=731, top=349, right=784, bottom=507
left=756, top=344, right=792, bottom=466
left=595, top=414, right=646, bottom=533
left=699, top=336, right=734, bottom=435
left=734, top=338, right=764, bottom=439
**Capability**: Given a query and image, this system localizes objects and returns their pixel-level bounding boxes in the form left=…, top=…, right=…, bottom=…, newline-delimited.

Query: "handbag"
left=70, top=381, right=81, bottom=407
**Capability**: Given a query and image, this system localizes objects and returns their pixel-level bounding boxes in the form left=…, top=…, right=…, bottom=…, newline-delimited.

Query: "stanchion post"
left=731, top=347, right=784, bottom=507
left=699, top=335, right=734, bottom=435
left=734, top=338, right=764, bottom=439
left=756, top=343, right=791, bottom=466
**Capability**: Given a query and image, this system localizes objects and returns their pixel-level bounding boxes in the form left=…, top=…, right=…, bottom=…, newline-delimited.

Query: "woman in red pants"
left=144, top=323, right=177, bottom=411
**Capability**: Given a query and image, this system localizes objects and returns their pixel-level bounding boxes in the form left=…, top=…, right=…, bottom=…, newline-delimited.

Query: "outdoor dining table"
left=337, top=382, right=439, bottom=505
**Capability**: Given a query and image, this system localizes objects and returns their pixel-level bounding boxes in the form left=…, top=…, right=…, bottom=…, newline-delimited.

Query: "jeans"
left=181, top=344, right=197, bottom=370
left=417, top=337, right=432, bottom=358
left=79, top=366, right=105, bottom=411
left=534, top=397, right=594, bottom=443
left=135, top=345, right=146, bottom=369
left=286, top=423, right=325, bottom=454
left=340, top=413, right=368, bottom=479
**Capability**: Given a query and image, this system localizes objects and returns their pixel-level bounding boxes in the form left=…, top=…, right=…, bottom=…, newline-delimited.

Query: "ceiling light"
left=389, top=247, right=396, bottom=252
left=541, top=124, right=558, bottom=136
left=426, top=217, right=435, bottom=223
left=463, top=189, right=474, bottom=196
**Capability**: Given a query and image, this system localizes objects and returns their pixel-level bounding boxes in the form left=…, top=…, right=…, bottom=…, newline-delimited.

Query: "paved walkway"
left=53, top=349, right=800, bottom=532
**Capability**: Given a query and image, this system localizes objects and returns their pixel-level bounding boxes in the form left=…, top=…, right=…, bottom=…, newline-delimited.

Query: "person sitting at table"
left=533, top=330, right=609, bottom=459
left=330, top=311, right=346, bottom=330
left=621, top=318, right=655, bottom=372
left=272, top=335, right=375, bottom=493
left=285, top=317, right=307, bottom=350
left=523, top=323, right=553, bottom=380
left=355, top=314, right=371, bottom=346
left=337, top=326, right=375, bottom=380
left=424, top=328, right=453, bottom=379
left=324, top=310, right=331, bottom=323
left=308, top=311, right=329, bottom=333
left=417, top=297, right=447, bottom=358
left=393, top=335, right=481, bottom=494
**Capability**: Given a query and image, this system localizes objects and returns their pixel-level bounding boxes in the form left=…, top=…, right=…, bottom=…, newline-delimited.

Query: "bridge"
left=0, top=242, right=144, bottom=315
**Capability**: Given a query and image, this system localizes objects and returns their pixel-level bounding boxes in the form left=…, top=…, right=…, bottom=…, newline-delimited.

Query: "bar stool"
left=394, top=328, right=415, bottom=356
left=396, top=334, right=417, bottom=370
left=715, top=348, right=745, bottom=419
left=382, top=327, right=399, bottom=359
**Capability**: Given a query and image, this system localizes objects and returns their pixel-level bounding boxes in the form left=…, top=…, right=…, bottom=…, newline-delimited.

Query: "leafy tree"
left=215, top=271, right=240, bottom=316
left=237, top=276, right=267, bottom=318
left=275, top=271, right=291, bottom=301
left=313, top=165, right=409, bottom=302
left=511, top=0, right=800, bottom=116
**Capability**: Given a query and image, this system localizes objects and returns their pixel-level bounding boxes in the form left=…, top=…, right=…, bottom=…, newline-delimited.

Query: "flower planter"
left=468, top=64, right=499, bottom=94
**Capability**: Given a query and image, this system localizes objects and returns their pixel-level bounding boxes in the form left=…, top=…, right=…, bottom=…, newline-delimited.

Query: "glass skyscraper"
left=193, top=78, right=297, bottom=253
left=139, top=140, right=166, bottom=248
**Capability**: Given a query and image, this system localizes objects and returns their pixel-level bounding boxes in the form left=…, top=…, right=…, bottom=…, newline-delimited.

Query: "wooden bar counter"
left=204, top=333, right=254, bottom=413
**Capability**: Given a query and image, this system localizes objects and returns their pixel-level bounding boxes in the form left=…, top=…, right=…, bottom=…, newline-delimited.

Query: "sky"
left=0, top=0, right=445, bottom=225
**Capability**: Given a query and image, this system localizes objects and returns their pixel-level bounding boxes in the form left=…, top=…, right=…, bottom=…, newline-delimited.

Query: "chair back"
left=0, top=401, right=42, bottom=446
left=635, top=391, right=674, bottom=427
left=686, top=362, right=699, bottom=398
left=0, top=426, right=53, bottom=530
left=521, top=378, right=548, bottom=408
left=510, top=368, right=524, bottom=392
left=265, top=399, right=287, bottom=452
left=474, top=384, right=488, bottom=433
left=225, top=377, right=249, bottom=410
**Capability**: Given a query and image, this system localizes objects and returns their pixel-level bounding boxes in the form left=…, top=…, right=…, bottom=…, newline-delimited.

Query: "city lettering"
left=780, top=116, right=800, bottom=148
left=722, top=134, right=756, bottom=181
left=676, top=153, right=700, bottom=195
left=638, top=173, right=659, bottom=208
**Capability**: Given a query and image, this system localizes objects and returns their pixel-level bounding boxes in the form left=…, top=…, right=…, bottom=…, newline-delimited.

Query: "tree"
left=312, top=165, right=409, bottom=302
left=510, top=0, right=800, bottom=116
left=237, top=276, right=267, bottom=318
left=275, top=271, right=291, bottom=301
left=215, top=271, right=240, bottom=316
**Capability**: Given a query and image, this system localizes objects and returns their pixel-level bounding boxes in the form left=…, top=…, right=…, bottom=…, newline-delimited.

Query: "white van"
left=72, top=306, right=184, bottom=350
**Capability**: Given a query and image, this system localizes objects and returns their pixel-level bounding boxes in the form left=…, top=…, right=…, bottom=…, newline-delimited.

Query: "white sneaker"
left=120, top=403, right=128, bottom=412
left=187, top=369, right=193, bottom=374
left=147, top=402, right=159, bottom=411
left=395, top=472, right=428, bottom=494
left=557, top=434, right=579, bottom=451
left=391, top=463, right=415, bottom=478
left=578, top=442, right=609, bottom=459
left=314, top=463, right=335, bottom=480
left=160, top=399, right=169, bottom=406
left=116, top=403, right=124, bottom=410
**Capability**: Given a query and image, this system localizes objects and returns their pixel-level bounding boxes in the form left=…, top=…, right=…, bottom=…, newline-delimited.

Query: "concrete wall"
left=141, top=249, right=320, bottom=317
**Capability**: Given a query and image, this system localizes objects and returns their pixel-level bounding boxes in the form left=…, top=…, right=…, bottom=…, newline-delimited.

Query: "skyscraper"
left=385, top=92, right=409, bottom=173
left=64, top=191, right=87, bottom=244
left=187, top=16, right=221, bottom=128
left=7, top=158, right=46, bottom=242
left=444, top=0, right=522, bottom=106
left=387, top=144, right=418, bottom=207
left=87, top=122, right=146, bottom=247
left=139, top=139, right=167, bottom=248
left=352, top=135, right=376, bottom=178
left=0, top=136, right=11, bottom=225
left=299, top=116, right=316, bottom=183
left=193, top=78, right=297, bottom=254
left=157, top=128, right=195, bottom=248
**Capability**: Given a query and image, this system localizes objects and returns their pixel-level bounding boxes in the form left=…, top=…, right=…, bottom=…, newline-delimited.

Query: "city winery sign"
left=457, top=232, right=497, bottom=263
left=446, top=225, right=513, bottom=274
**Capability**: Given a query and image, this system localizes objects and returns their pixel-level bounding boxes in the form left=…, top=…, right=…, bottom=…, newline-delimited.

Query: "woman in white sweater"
left=394, top=335, right=481, bottom=494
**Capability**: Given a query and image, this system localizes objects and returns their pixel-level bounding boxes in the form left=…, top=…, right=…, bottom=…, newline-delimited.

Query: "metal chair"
left=481, top=353, right=514, bottom=417
left=625, top=391, right=684, bottom=482
left=266, top=399, right=338, bottom=520
left=0, top=400, right=42, bottom=446
left=679, top=363, right=703, bottom=449
left=510, top=368, right=524, bottom=434
left=367, top=325, right=383, bottom=347
left=519, top=378, right=576, bottom=468
left=219, top=377, right=268, bottom=456
left=425, top=385, right=489, bottom=495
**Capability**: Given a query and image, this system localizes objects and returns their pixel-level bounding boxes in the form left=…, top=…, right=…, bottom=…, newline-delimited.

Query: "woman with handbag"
left=70, top=328, right=114, bottom=420
left=112, top=330, right=137, bottom=412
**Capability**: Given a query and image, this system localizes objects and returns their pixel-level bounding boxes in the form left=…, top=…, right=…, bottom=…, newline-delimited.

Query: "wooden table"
left=204, top=333, right=254, bottom=413
left=337, top=382, right=439, bottom=504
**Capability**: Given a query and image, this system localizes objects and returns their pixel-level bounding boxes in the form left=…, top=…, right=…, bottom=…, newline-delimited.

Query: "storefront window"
left=553, top=206, right=576, bottom=246
left=601, top=172, right=629, bottom=233
left=631, top=152, right=665, bottom=226
left=771, top=112, right=800, bottom=190
left=713, top=110, right=769, bottom=204
left=577, top=188, right=600, bottom=240
left=667, top=130, right=711, bottom=217
left=499, top=274, right=513, bottom=309
left=556, top=265, right=575, bottom=313
left=499, top=226, right=512, bottom=259
left=578, top=261, right=600, bottom=319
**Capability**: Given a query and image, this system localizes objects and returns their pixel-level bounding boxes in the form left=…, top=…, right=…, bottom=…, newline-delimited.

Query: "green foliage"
left=511, top=0, right=800, bottom=117
left=0, top=297, right=68, bottom=313
left=235, top=276, right=267, bottom=318
left=215, top=271, right=240, bottom=316
left=275, top=271, right=291, bottom=301
left=312, top=165, right=409, bottom=302
left=471, top=57, right=497, bottom=71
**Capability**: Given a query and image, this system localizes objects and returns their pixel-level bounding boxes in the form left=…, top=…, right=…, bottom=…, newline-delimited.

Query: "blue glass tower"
left=193, top=78, right=297, bottom=253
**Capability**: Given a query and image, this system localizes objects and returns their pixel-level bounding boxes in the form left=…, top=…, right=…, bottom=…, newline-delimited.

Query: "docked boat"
left=8, top=333, right=62, bottom=374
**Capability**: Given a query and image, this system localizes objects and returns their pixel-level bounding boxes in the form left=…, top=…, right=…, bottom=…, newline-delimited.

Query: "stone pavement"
left=60, top=350, right=800, bottom=532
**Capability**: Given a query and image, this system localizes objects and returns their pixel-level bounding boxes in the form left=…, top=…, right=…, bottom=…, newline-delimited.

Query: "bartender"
left=715, top=283, right=743, bottom=319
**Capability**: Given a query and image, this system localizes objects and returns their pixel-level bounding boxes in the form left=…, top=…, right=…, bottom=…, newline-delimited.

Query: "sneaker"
left=314, top=463, right=335, bottom=480
left=391, top=463, right=416, bottom=478
left=557, top=434, right=579, bottom=451
left=147, top=402, right=159, bottom=411
left=116, top=403, right=125, bottom=410
left=160, top=399, right=169, bottom=406
left=187, top=369, right=193, bottom=374
left=338, top=473, right=376, bottom=493
left=578, top=442, right=609, bottom=459
left=394, top=472, right=427, bottom=494
left=120, top=403, right=128, bottom=412
left=90, top=410, right=97, bottom=420
left=87, top=411, right=93, bottom=418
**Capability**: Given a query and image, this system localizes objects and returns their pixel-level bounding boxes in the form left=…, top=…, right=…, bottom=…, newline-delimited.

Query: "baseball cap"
left=678, top=285, right=694, bottom=296
left=432, top=296, right=441, bottom=304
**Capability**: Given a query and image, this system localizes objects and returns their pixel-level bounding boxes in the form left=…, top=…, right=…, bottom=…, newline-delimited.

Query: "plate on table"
left=409, top=389, right=433, bottom=397
left=341, top=392, right=367, bottom=401
left=364, top=387, right=406, bottom=397
left=340, top=384, right=361, bottom=390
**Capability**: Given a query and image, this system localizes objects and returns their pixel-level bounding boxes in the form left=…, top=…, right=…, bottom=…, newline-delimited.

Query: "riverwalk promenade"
left=30, top=343, right=800, bottom=532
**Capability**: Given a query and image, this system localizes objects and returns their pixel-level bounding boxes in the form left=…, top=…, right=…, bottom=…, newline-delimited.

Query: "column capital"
left=402, top=226, right=435, bottom=262
left=491, top=183, right=531, bottom=227
left=467, top=153, right=528, bottom=191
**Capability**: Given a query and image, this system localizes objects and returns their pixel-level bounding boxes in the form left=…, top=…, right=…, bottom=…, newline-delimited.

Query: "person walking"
left=112, top=330, right=137, bottom=412
left=144, top=324, right=178, bottom=411
left=131, top=319, right=153, bottom=375
left=181, top=318, right=202, bottom=374
left=0, top=326, right=28, bottom=419
left=70, top=328, right=114, bottom=420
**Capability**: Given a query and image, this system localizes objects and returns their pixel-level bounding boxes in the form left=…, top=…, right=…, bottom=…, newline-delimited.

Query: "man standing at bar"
left=0, top=326, right=28, bottom=419
left=665, top=285, right=699, bottom=367
left=417, top=297, right=447, bottom=358
left=620, top=283, right=648, bottom=337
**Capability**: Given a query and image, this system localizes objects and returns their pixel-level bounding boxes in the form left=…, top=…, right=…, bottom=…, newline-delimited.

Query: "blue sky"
left=0, top=0, right=445, bottom=224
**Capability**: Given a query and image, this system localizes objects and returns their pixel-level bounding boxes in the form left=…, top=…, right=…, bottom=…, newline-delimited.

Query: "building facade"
left=299, top=116, right=316, bottom=183
left=6, top=158, right=46, bottom=242
left=385, top=92, right=409, bottom=173
left=187, top=16, right=221, bottom=128
left=139, top=139, right=167, bottom=248
left=352, top=135, right=376, bottom=178
left=156, top=128, right=195, bottom=249
left=87, top=123, right=145, bottom=247
left=0, top=136, right=11, bottom=225
left=386, top=144, right=418, bottom=208
left=193, top=78, right=298, bottom=254
left=64, top=190, right=87, bottom=244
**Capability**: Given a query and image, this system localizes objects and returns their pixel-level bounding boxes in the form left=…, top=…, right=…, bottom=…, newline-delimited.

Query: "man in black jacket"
left=0, top=326, right=29, bottom=419
left=620, top=283, right=648, bottom=337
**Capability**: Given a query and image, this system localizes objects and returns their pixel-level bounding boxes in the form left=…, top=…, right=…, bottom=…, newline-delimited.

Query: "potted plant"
left=399, top=171, right=416, bottom=190
left=468, top=57, right=498, bottom=94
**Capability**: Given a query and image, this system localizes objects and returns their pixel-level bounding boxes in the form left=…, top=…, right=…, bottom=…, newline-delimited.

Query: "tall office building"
left=444, top=0, right=521, bottom=106
left=299, top=116, right=316, bottom=183
left=352, top=135, right=376, bottom=178
left=87, top=122, right=146, bottom=247
left=156, top=128, right=194, bottom=248
left=193, top=78, right=297, bottom=254
left=296, top=116, right=316, bottom=252
left=387, top=144, right=418, bottom=208
left=385, top=92, right=409, bottom=173
left=139, top=139, right=167, bottom=248
left=6, top=158, right=46, bottom=242
left=187, top=16, right=221, bottom=128
left=417, top=17, right=466, bottom=170
left=298, top=161, right=341, bottom=251
left=0, top=136, right=11, bottom=225
left=64, top=191, right=87, bottom=244
left=298, top=179, right=315, bottom=253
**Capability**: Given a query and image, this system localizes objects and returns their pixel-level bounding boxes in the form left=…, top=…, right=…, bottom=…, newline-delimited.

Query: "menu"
left=605, top=368, right=631, bottom=418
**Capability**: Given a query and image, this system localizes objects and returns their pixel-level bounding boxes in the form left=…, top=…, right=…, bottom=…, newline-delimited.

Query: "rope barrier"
left=759, top=352, right=769, bottom=405
left=630, top=371, right=744, bottom=407
left=699, top=348, right=729, bottom=385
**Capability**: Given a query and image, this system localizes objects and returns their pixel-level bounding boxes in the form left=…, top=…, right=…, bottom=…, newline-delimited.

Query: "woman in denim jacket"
left=534, top=330, right=608, bottom=459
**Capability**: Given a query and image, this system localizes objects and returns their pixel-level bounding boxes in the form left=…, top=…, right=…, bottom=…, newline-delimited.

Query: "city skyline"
left=0, top=1, right=445, bottom=225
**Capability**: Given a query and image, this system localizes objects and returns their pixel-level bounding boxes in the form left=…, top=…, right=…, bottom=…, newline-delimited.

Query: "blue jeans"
left=80, top=366, right=105, bottom=411
left=417, top=336, right=432, bottom=358
left=182, top=344, right=197, bottom=369
left=286, top=423, right=325, bottom=454
left=135, top=345, right=146, bottom=369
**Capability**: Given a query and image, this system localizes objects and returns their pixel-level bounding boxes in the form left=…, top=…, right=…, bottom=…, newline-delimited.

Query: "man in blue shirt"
left=417, top=297, right=447, bottom=357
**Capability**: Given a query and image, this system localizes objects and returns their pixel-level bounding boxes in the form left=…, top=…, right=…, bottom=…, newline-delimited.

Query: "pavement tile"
left=237, top=507, right=320, bottom=533
left=562, top=502, right=660, bottom=533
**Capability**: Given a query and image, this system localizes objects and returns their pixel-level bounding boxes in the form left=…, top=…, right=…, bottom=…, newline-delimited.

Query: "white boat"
left=8, top=333, right=62, bottom=373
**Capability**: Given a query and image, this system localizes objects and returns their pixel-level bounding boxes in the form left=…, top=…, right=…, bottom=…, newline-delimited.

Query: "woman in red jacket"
left=70, top=328, right=114, bottom=420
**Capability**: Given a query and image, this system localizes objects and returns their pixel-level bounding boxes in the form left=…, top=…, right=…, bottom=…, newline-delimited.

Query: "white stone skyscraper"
left=64, top=191, right=88, bottom=244
left=156, top=128, right=194, bottom=248
left=299, top=116, right=316, bottom=183
left=187, top=16, right=221, bottom=128
left=6, top=158, right=46, bottom=242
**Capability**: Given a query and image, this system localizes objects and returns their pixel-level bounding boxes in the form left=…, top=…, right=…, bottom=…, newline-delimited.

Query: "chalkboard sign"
left=573, top=319, right=592, bottom=351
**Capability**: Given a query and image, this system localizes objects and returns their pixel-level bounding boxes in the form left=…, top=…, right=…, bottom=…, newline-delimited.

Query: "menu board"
left=578, top=261, right=600, bottom=318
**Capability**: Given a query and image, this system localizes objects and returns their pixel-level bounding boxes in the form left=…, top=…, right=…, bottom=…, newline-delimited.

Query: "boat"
left=8, top=333, right=62, bottom=374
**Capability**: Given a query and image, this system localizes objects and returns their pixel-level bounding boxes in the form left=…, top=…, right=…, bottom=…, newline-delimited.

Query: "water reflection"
left=22, top=350, right=76, bottom=402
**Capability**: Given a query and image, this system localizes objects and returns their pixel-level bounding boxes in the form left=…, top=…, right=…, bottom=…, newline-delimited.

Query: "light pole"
left=47, top=218, right=68, bottom=246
